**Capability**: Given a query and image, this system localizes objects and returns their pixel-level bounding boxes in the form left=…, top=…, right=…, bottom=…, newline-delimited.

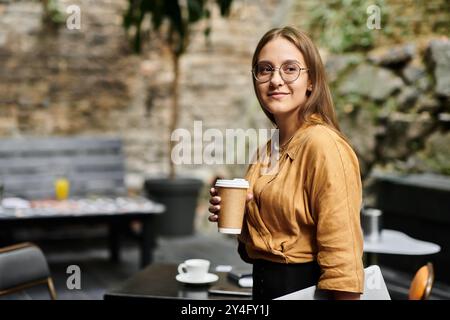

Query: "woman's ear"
left=306, top=81, right=313, bottom=97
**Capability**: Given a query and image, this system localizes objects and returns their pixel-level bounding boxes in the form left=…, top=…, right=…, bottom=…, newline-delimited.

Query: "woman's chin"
left=264, top=105, right=297, bottom=116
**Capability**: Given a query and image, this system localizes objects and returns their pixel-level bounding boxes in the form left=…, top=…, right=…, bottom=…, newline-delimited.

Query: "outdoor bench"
left=0, top=136, right=164, bottom=267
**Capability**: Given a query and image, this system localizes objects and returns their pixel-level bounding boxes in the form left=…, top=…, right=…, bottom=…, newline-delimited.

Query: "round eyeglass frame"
left=252, top=62, right=308, bottom=84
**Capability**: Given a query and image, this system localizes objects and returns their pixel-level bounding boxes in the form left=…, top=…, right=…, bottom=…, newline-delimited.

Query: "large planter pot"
left=144, top=178, right=203, bottom=237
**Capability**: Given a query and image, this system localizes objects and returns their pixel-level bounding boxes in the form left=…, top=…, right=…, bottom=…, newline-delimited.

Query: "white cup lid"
left=215, top=178, right=249, bottom=189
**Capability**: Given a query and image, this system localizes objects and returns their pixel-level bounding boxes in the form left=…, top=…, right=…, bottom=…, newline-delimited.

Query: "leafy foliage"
left=122, top=1, right=234, bottom=178
left=123, top=0, right=233, bottom=55
left=42, top=0, right=65, bottom=27
left=304, top=0, right=388, bottom=53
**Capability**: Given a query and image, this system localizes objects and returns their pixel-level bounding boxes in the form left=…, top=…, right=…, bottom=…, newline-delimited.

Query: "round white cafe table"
left=364, top=229, right=441, bottom=255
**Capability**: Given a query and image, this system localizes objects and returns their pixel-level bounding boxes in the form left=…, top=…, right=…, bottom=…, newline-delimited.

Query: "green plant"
left=304, top=0, right=387, bottom=53
left=42, top=0, right=65, bottom=28
left=123, top=0, right=234, bottom=179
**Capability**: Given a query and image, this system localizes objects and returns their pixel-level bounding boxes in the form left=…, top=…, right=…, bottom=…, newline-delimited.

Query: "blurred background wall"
left=0, top=0, right=279, bottom=189
left=291, top=0, right=450, bottom=204
left=0, top=0, right=448, bottom=223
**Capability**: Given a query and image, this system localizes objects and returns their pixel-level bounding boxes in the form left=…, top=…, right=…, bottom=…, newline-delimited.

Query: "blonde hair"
left=252, top=26, right=345, bottom=137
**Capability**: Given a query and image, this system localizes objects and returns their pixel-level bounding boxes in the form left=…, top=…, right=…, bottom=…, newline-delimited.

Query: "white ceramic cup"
left=177, top=259, right=210, bottom=281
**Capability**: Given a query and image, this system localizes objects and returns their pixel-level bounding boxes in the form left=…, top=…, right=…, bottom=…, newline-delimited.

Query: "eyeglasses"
left=252, top=61, right=308, bottom=83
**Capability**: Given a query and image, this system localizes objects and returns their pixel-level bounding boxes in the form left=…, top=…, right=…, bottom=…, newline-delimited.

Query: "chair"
left=0, top=242, right=57, bottom=299
left=408, top=262, right=434, bottom=300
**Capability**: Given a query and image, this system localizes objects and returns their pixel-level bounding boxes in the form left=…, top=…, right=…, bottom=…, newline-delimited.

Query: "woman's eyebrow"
left=257, top=59, right=302, bottom=65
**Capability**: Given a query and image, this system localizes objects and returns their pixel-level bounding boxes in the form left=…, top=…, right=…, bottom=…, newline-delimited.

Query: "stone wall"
left=290, top=0, right=450, bottom=205
left=0, top=0, right=281, bottom=189
left=0, top=0, right=448, bottom=222
left=291, top=0, right=450, bottom=49
left=0, top=0, right=286, bottom=233
left=0, top=0, right=134, bottom=135
left=325, top=41, right=450, bottom=203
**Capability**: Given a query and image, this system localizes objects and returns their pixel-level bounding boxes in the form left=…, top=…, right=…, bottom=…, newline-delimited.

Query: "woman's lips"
left=268, top=92, right=289, bottom=99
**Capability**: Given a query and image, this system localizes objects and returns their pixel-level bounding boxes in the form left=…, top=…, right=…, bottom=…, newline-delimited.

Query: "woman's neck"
left=274, top=111, right=303, bottom=146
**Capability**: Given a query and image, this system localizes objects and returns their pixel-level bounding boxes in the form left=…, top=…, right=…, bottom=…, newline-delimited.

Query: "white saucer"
left=176, top=273, right=219, bottom=285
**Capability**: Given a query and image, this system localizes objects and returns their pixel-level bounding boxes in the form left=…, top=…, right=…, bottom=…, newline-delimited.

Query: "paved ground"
left=1, top=232, right=449, bottom=300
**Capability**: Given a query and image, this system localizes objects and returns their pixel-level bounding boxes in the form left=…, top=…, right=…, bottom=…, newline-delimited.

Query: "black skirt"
left=252, top=259, right=321, bottom=300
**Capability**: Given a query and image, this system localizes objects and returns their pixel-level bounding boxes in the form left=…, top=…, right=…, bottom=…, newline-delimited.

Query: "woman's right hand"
left=208, top=187, right=253, bottom=223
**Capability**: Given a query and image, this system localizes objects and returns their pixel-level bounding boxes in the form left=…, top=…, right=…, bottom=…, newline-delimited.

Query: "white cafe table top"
left=364, top=229, right=441, bottom=255
left=276, top=265, right=391, bottom=300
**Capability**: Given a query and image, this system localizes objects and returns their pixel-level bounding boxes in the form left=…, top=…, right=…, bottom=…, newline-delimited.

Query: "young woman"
left=209, top=26, right=364, bottom=300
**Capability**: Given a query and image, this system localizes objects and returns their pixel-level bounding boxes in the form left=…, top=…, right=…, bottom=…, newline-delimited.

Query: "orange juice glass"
left=55, top=177, right=70, bottom=200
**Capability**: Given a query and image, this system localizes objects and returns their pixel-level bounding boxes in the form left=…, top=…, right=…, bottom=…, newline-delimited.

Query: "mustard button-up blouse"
left=238, top=122, right=365, bottom=293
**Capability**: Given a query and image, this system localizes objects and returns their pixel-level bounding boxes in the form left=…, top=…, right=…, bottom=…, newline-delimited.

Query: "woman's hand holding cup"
left=208, top=187, right=221, bottom=222
left=208, top=186, right=253, bottom=223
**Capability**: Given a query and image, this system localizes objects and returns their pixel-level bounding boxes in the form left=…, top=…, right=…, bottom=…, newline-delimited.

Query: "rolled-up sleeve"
left=305, top=127, right=364, bottom=293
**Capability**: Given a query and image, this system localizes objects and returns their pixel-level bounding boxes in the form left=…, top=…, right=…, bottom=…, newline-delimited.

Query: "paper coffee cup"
left=215, top=178, right=249, bottom=234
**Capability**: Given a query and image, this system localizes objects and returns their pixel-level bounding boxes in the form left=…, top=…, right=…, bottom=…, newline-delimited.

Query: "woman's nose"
left=269, top=70, right=284, bottom=87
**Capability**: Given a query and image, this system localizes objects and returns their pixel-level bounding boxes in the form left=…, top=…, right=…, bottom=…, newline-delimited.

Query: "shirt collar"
left=283, top=114, right=324, bottom=160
